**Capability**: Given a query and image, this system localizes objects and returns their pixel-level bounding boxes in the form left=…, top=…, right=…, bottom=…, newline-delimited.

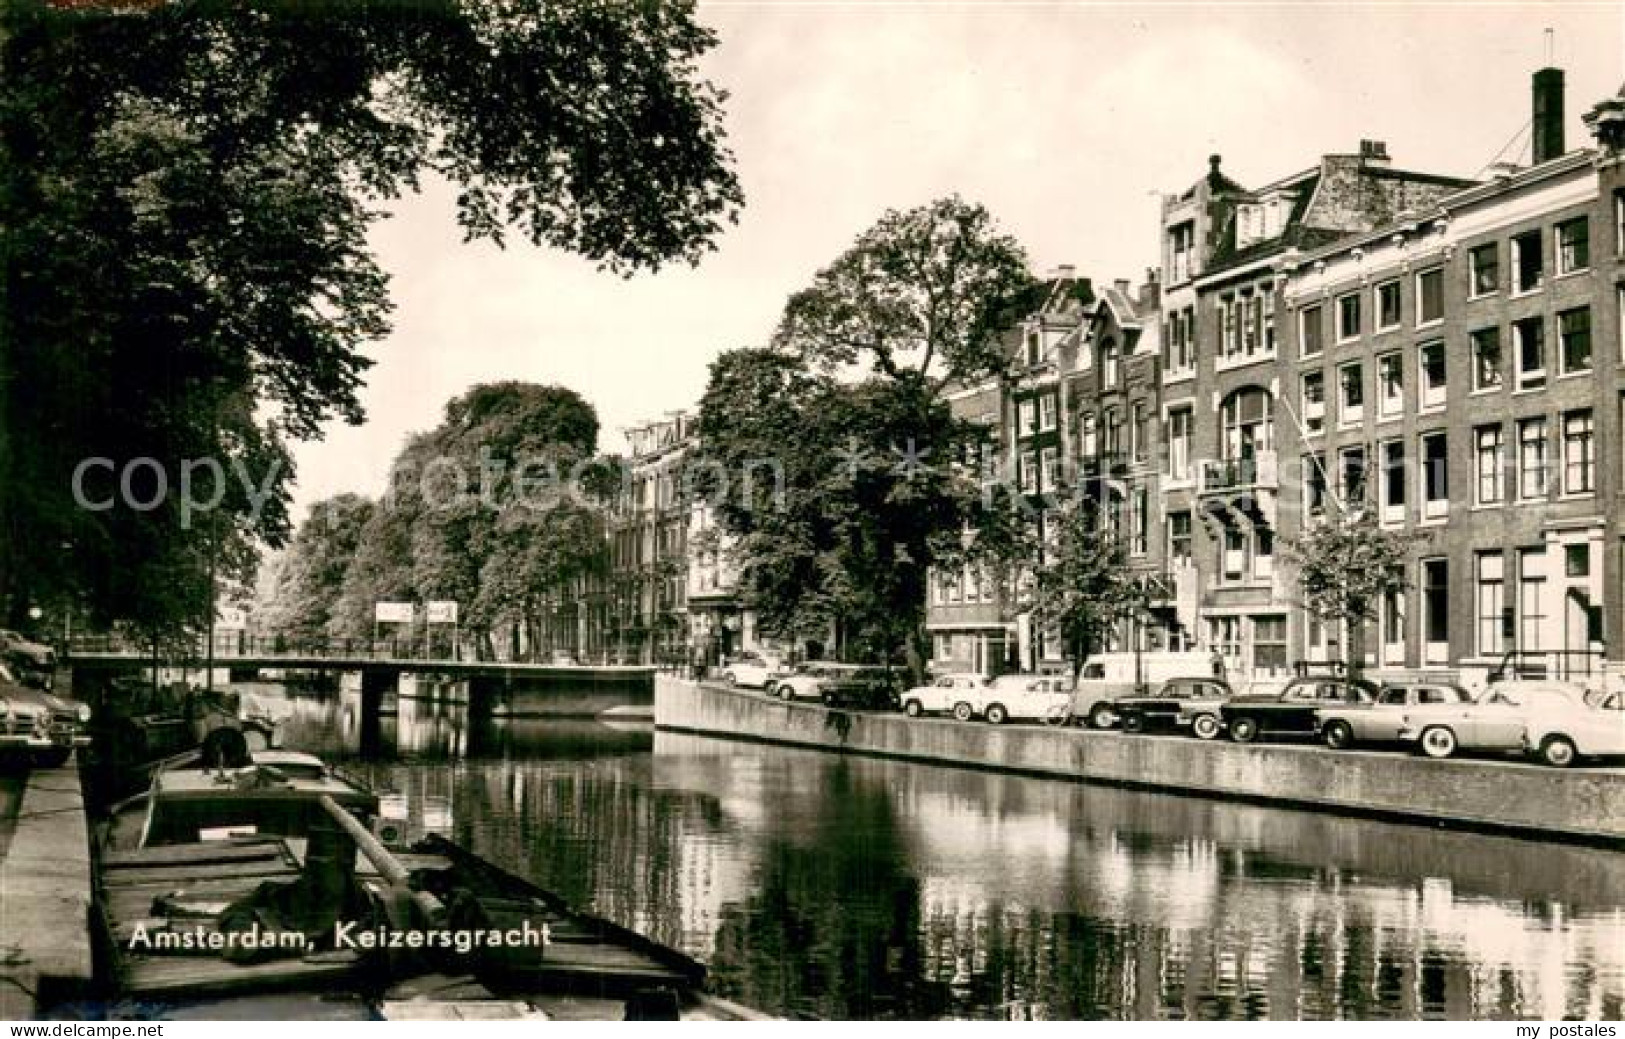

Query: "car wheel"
left=778, top=685, right=795, bottom=701
left=985, top=703, right=1007, bottom=725
left=723, top=672, right=737, bottom=686
left=1121, top=712, right=1145, bottom=733
left=1228, top=716, right=1259, bottom=743
left=903, top=699, right=923, bottom=718
left=1323, top=720, right=1355, bottom=751
left=1191, top=714, right=1221, bottom=741
left=1538, top=734, right=1578, bottom=768
left=1418, top=725, right=1457, bottom=759
left=1087, top=703, right=1116, bottom=730
left=31, top=746, right=71, bottom=769
left=952, top=701, right=975, bottom=722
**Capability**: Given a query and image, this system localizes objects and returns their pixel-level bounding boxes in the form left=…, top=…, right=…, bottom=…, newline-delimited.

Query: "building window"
left=1418, top=341, right=1446, bottom=409
left=1168, top=511, right=1192, bottom=568
left=1377, top=352, right=1404, bottom=418
left=1101, top=406, right=1120, bottom=458
left=1380, top=439, right=1406, bottom=522
left=1025, top=332, right=1041, bottom=367
left=1469, top=243, right=1499, bottom=297
left=1556, top=216, right=1590, bottom=274
left=1241, top=292, right=1260, bottom=355
left=1039, top=393, right=1058, bottom=431
left=1254, top=528, right=1274, bottom=581
left=1252, top=615, right=1287, bottom=675
left=1338, top=362, right=1364, bottom=425
left=1221, top=298, right=1238, bottom=358
left=1132, top=404, right=1150, bottom=463
left=1416, top=267, right=1444, bottom=325
left=1019, top=449, right=1037, bottom=492
left=1513, top=230, right=1543, bottom=293
left=1102, top=337, right=1120, bottom=387
left=1619, top=288, right=1625, bottom=364
left=1040, top=445, right=1059, bottom=493
left=1477, top=551, right=1506, bottom=657
left=1518, top=417, right=1548, bottom=500
left=1169, top=221, right=1194, bottom=282
left=1475, top=424, right=1505, bottom=505
left=1519, top=548, right=1546, bottom=652
left=1018, top=399, right=1037, bottom=434
left=1300, top=304, right=1324, bottom=357
left=1616, top=190, right=1625, bottom=257
left=1514, top=317, right=1545, bottom=390
left=1563, top=409, right=1594, bottom=494
left=1422, top=558, right=1449, bottom=663
left=1301, top=372, right=1325, bottom=434
left=1222, top=527, right=1245, bottom=582
left=1339, top=445, right=1368, bottom=505
left=1337, top=292, right=1362, bottom=341
left=1304, top=453, right=1328, bottom=514
left=1167, top=307, right=1195, bottom=374
left=1472, top=327, right=1503, bottom=391
left=1167, top=407, right=1193, bottom=480
left=1421, top=431, right=1448, bottom=519
left=1080, top=412, right=1097, bottom=457
left=1381, top=581, right=1406, bottom=662
left=1559, top=307, right=1591, bottom=374
left=1376, top=279, right=1401, bottom=330
left=1129, top=486, right=1148, bottom=555
left=1565, top=543, right=1591, bottom=578
left=1262, top=291, right=1276, bottom=354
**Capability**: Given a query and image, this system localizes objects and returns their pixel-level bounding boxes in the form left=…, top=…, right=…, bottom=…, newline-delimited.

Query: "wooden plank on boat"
left=104, top=877, right=282, bottom=919
left=529, top=941, right=691, bottom=978
left=121, top=952, right=362, bottom=997
left=103, top=861, right=301, bottom=886
left=103, top=841, right=289, bottom=868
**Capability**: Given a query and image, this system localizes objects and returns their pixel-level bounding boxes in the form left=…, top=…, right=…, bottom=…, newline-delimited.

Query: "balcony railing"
left=1197, top=450, right=1278, bottom=494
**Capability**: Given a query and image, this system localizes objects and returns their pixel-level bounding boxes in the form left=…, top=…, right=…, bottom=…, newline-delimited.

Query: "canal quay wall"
left=654, top=677, right=1625, bottom=845
left=0, top=762, right=94, bottom=1018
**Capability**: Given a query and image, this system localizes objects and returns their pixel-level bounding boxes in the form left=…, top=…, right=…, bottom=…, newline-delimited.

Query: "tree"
left=257, top=493, right=375, bottom=643
left=328, top=382, right=610, bottom=660
left=0, top=0, right=742, bottom=641
left=1285, top=510, right=1423, bottom=679
left=697, top=199, right=1040, bottom=673
left=775, top=195, right=1041, bottom=397
left=1029, top=499, right=1144, bottom=679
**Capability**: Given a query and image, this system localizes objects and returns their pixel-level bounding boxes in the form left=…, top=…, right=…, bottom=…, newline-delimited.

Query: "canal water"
left=265, top=683, right=1625, bottom=1021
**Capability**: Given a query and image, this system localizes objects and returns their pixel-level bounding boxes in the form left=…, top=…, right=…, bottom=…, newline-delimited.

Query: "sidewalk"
left=0, top=761, right=94, bottom=1019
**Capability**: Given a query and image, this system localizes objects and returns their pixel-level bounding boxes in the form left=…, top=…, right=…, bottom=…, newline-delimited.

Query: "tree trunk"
left=1344, top=615, right=1366, bottom=680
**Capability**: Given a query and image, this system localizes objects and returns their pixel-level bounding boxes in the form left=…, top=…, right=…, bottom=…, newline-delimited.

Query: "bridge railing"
left=66, top=633, right=434, bottom=663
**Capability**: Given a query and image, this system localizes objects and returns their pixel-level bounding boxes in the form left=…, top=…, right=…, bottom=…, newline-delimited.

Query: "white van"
left=1067, top=651, right=1217, bottom=729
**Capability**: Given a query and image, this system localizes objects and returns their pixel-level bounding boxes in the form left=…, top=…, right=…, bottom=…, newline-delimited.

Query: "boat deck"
left=99, top=836, right=699, bottom=1010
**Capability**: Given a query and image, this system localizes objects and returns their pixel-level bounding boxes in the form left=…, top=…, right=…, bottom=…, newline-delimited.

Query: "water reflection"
left=254, top=683, right=1625, bottom=1020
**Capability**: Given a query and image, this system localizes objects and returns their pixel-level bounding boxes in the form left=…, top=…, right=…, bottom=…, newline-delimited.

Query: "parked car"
left=1220, top=676, right=1381, bottom=743
left=0, top=629, right=55, bottom=671
left=899, top=674, right=992, bottom=719
left=720, top=653, right=781, bottom=690
left=771, top=664, right=837, bottom=702
left=979, top=674, right=1073, bottom=725
left=0, top=662, right=91, bottom=767
left=1398, top=680, right=1625, bottom=766
left=1067, top=651, right=1215, bottom=728
left=1316, top=681, right=1475, bottom=750
left=1114, top=677, right=1234, bottom=738
left=819, top=667, right=903, bottom=711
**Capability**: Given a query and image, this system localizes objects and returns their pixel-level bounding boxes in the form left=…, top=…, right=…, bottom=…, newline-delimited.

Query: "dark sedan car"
left=0, top=662, right=91, bottom=767
left=820, top=667, right=903, bottom=711
left=1114, top=677, right=1234, bottom=738
left=1220, top=676, right=1380, bottom=744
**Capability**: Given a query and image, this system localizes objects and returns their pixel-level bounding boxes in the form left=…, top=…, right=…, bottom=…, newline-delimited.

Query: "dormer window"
left=1025, top=331, right=1041, bottom=367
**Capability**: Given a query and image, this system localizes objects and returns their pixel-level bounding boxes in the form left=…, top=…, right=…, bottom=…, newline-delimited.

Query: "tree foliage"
left=1029, top=499, right=1143, bottom=676
left=774, top=196, right=1041, bottom=396
left=257, top=493, right=376, bottom=642
left=323, top=382, right=611, bottom=659
left=1285, top=510, right=1424, bottom=676
left=0, top=0, right=741, bottom=639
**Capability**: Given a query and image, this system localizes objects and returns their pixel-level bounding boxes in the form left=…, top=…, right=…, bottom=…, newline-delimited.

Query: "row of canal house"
left=930, top=67, right=1625, bottom=686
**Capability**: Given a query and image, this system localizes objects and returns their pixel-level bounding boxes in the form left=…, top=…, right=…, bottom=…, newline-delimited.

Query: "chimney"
left=1113, top=278, right=1131, bottom=295
left=1358, top=139, right=1390, bottom=166
left=1048, top=264, right=1076, bottom=281
left=1532, top=66, right=1566, bottom=164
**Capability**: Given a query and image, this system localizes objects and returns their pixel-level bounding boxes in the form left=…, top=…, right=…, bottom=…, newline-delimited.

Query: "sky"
left=285, top=0, right=1625, bottom=520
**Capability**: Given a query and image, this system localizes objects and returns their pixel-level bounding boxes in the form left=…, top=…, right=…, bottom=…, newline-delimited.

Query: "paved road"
left=0, top=770, right=25, bottom=861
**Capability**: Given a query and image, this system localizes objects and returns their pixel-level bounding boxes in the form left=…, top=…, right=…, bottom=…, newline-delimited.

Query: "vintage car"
left=1113, top=677, right=1235, bottom=738
left=1067, top=651, right=1216, bottom=729
left=0, top=662, right=91, bottom=766
left=0, top=628, right=55, bottom=670
left=899, top=673, right=992, bottom=719
left=719, top=653, right=781, bottom=690
left=978, top=674, right=1073, bottom=725
left=818, top=667, right=903, bottom=711
left=1315, top=680, right=1476, bottom=750
left=1220, top=676, right=1381, bottom=743
left=1398, top=680, right=1625, bottom=766
left=770, top=663, right=837, bottom=702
